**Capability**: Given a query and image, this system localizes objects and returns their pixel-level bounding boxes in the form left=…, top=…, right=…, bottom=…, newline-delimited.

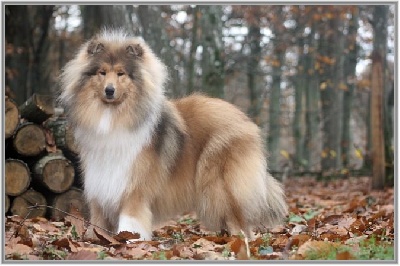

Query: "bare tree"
left=370, top=5, right=389, bottom=189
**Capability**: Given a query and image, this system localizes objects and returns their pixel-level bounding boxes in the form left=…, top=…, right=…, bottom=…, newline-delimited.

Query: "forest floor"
left=4, top=176, right=395, bottom=261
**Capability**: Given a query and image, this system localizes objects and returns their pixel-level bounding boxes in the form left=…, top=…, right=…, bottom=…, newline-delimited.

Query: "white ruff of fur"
left=76, top=100, right=162, bottom=217
left=97, top=108, right=112, bottom=134
left=118, top=214, right=151, bottom=241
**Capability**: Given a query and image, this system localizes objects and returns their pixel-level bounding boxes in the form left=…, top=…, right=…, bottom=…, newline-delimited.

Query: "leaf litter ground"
left=4, top=176, right=395, bottom=261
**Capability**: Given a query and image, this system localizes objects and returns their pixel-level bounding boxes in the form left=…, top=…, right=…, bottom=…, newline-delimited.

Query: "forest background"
left=4, top=4, right=396, bottom=187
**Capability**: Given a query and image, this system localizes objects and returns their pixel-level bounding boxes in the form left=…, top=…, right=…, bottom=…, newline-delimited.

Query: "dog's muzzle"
left=105, top=85, right=115, bottom=99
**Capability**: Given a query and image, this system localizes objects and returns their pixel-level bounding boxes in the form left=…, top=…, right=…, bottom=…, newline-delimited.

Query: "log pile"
left=5, top=94, right=88, bottom=220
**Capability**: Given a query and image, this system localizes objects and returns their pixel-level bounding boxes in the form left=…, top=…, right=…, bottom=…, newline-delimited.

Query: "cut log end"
left=11, top=189, right=47, bottom=218
left=34, top=154, right=75, bottom=193
left=51, top=188, right=88, bottom=220
left=5, top=195, right=10, bottom=214
left=5, top=159, right=31, bottom=196
left=13, top=123, right=46, bottom=156
left=5, top=98, right=20, bottom=139
left=19, top=93, right=55, bottom=124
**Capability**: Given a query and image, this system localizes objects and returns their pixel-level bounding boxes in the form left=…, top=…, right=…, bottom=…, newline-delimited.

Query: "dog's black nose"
left=105, top=85, right=115, bottom=98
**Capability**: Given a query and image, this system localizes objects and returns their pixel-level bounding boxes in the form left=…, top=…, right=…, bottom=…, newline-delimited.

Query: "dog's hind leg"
left=195, top=135, right=266, bottom=237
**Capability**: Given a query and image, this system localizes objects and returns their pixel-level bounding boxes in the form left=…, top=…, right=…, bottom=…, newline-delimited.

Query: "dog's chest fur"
left=83, top=131, right=138, bottom=211
left=75, top=112, right=156, bottom=213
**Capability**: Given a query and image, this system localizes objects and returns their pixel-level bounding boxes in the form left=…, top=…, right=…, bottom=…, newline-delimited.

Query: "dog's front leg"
left=118, top=196, right=152, bottom=241
left=85, top=200, right=113, bottom=240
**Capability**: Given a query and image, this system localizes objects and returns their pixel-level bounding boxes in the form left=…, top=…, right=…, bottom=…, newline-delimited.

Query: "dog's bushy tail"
left=260, top=172, right=288, bottom=228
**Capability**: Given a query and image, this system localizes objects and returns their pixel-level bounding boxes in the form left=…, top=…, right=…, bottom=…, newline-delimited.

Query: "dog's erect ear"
left=126, top=44, right=144, bottom=57
left=87, top=41, right=104, bottom=55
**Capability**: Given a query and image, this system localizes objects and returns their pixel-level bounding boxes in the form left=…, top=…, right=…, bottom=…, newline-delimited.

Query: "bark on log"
left=13, top=123, right=47, bottom=156
left=5, top=97, right=20, bottom=139
left=11, top=189, right=47, bottom=218
left=50, top=187, right=88, bottom=220
left=44, top=118, right=79, bottom=154
left=33, top=153, right=75, bottom=193
left=19, top=93, right=55, bottom=124
left=5, top=159, right=31, bottom=196
left=5, top=195, right=10, bottom=214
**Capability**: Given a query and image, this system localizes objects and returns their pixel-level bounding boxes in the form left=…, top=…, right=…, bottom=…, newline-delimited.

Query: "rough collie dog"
left=59, top=29, right=288, bottom=241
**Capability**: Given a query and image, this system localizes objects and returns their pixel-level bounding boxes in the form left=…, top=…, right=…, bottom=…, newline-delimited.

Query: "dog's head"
left=59, top=29, right=167, bottom=131
left=82, top=40, right=145, bottom=105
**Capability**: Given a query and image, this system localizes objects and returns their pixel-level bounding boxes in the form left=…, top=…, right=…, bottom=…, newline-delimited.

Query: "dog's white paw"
left=118, top=214, right=152, bottom=241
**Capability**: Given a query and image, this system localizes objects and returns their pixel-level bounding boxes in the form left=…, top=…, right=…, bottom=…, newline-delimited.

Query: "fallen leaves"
left=4, top=176, right=394, bottom=260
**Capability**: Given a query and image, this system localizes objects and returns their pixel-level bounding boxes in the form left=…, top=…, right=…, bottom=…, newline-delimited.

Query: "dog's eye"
left=117, top=72, right=125, bottom=76
left=99, top=71, right=106, bottom=76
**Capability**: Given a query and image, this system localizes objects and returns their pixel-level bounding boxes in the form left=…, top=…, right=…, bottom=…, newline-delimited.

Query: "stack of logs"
left=5, top=94, right=88, bottom=220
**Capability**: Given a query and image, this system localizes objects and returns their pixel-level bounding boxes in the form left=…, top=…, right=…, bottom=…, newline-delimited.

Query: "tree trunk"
left=5, top=159, right=31, bottom=196
left=137, top=5, right=179, bottom=97
left=370, top=51, right=386, bottom=189
left=369, top=5, right=389, bottom=188
left=5, top=97, right=20, bottom=139
left=81, top=5, right=132, bottom=39
left=247, top=24, right=262, bottom=121
left=304, top=12, right=320, bottom=172
left=187, top=5, right=200, bottom=95
left=33, top=153, right=75, bottom=193
left=29, top=5, right=55, bottom=95
left=341, top=7, right=358, bottom=167
left=268, top=14, right=286, bottom=171
left=293, top=16, right=307, bottom=170
left=13, top=123, right=47, bottom=157
left=384, top=83, right=394, bottom=183
left=198, top=6, right=225, bottom=99
left=5, top=5, right=32, bottom=105
left=11, top=189, right=47, bottom=218
left=319, top=8, right=344, bottom=173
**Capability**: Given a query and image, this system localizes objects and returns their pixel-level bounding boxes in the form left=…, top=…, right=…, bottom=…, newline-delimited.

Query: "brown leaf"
left=203, top=236, right=232, bottom=245
left=93, top=228, right=120, bottom=246
left=323, top=215, right=343, bottom=225
left=5, top=243, right=33, bottom=256
left=52, top=238, right=69, bottom=249
left=290, top=234, right=311, bottom=249
left=307, top=218, right=316, bottom=230
left=270, top=225, right=286, bottom=234
left=338, top=217, right=356, bottom=229
left=336, top=250, right=353, bottom=260
left=370, top=210, right=385, bottom=220
left=272, top=235, right=289, bottom=249
left=17, top=225, right=30, bottom=240
left=334, top=226, right=349, bottom=236
left=18, top=237, right=33, bottom=248
left=228, top=237, right=248, bottom=260
left=66, top=250, right=98, bottom=260
left=52, top=237, right=78, bottom=252
left=38, top=221, right=59, bottom=232
left=31, top=216, right=48, bottom=223
left=125, top=247, right=148, bottom=259
left=172, top=244, right=194, bottom=259
left=114, top=231, right=140, bottom=242
left=296, top=240, right=341, bottom=258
